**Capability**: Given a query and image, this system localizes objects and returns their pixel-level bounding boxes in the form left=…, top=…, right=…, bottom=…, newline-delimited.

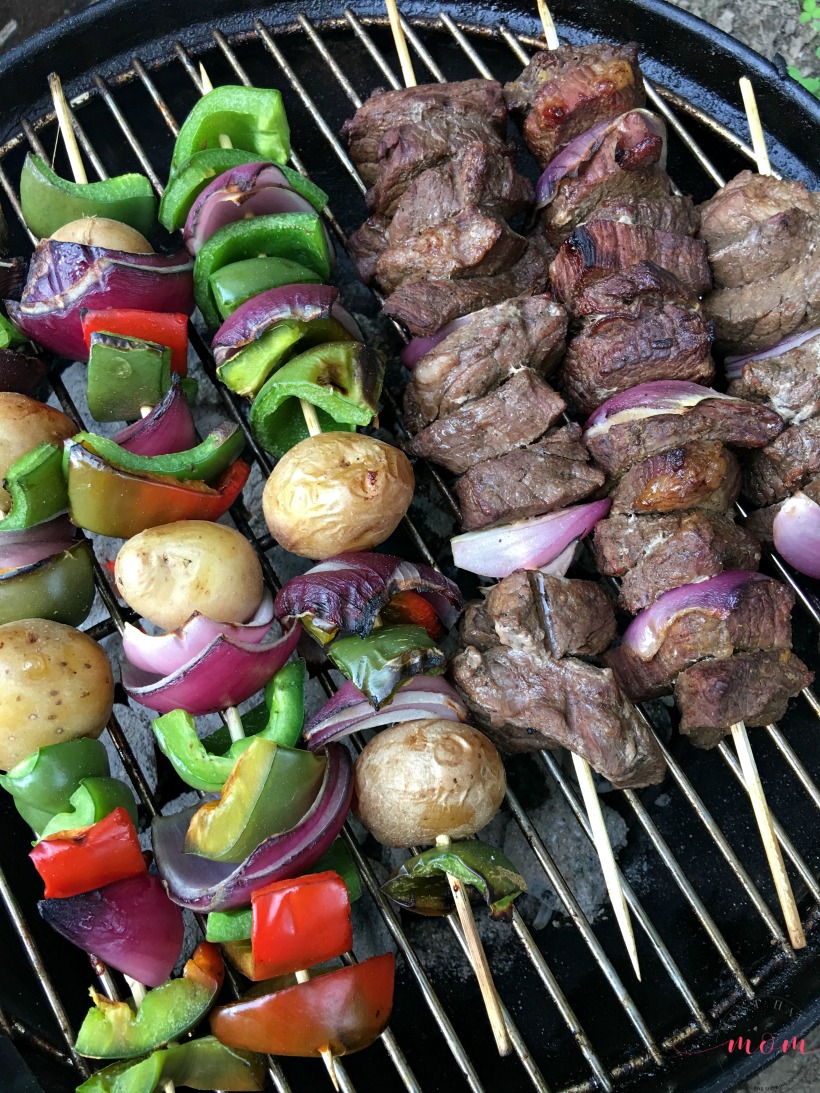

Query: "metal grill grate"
left=1, top=11, right=820, bottom=1093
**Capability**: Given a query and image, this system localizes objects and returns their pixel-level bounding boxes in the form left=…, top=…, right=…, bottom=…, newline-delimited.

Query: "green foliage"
left=789, top=0, right=820, bottom=98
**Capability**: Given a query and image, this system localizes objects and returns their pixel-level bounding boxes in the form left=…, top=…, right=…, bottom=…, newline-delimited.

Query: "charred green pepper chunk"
left=68, top=424, right=244, bottom=484
left=38, top=777, right=138, bottom=840
left=76, top=1036, right=264, bottom=1092
left=0, top=442, right=68, bottom=531
left=249, top=341, right=385, bottom=458
left=328, top=624, right=445, bottom=708
left=171, top=86, right=290, bottom=172
left=87, top=332, right=172, bottom=422
left=211, top=257, right=324, bottom=320
left=0, top=540, right=95, bottom=628
left=0, top=738, right=109, bottom=816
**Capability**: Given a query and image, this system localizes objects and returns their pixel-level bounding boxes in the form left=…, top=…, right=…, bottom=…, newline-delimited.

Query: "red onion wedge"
left=621, top=571, right=776, bottom=661
left=152, top=742, right=353, bottom=912
left=0, top=515, right=77, bottom=570
left=400, top=313, right=472, bottom=369
left=535, top=110, right=667, bottom=209
left=38, top=873, right=184, bottom=987
left=584, top=381, right=733, bottom=437
left=304, top=675, right=469, bottom=751
left=273, top=552, right=462, bottom=640
left=6, top=240, right=194, bottom=362
left=122, top=590, right=275, bottom=676
left=773, top=493, right=820, bottom=579
left=187, top=184, right=316, bottom=255
left=121, top=620, right=300, bottom=716
left=112, top=376, right=197, bottom=456
left=451, top=500, right=611, bottom=579
left=724, top=326, right=820, bottom=380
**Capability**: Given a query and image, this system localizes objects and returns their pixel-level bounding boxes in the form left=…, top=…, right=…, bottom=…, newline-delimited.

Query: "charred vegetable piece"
left=251, top=870, right=352, bottom=977
left=69, top=424, right=244, bottom=484
left=209, top=953, right=395, bottom=1057
left=381, top=591, right=444, bottom=641
left=76, top=1036, right=264, bottom=1093
left=183, top=738, right=327, bottom=863
left=0, top=540, right=95, bottom=628
left=38, top=777, right=138, bottom=839
left=75, top=943, right=224, bottom=1060
left=20, top=153, right=157, bottom=239
left=171, top=86, right=290, bottom=172
left=211, top=257, right=324, bottom=320
left=0, top=314, right=27, bottom=350
left=383, top=839, right=527, bottom=921
left=65, top=443, right=250, bottom=538
left=87, top=333, right=174, bottom=423
left=0, top=737, right=109, bottom=822
left=0, top=443, right=68, bottom=531
left=160, top=149, right=263, bottom=231
left=328, top=624, right=445, bottom=708
left=30, top=807, right=146, bottom=899
left=81, top=310, right=189, bottom=375
left=0, top=348, right=48, bottom=397
left=249, top=341, right=385, bottom=458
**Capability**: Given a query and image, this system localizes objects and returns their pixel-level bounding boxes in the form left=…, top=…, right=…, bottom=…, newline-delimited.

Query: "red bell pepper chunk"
left=210, top=952, right=395, bottom=1057
left=30, top=806, right=146, bottom=899
left=251, top=870, right=352, bottom=978
left=381, top=590, right=443, bottom=641
left=81, top=309, right=189, bottom=376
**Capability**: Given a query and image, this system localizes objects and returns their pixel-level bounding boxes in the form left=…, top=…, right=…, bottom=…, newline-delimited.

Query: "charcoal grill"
left=1, top=2, right=820, bottom=1091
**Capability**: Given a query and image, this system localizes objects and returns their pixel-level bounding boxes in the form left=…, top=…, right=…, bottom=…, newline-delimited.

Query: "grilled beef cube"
left=374, top=207, right=527, bottom=294
left=593, top=511, right=761, bottom=613
left=542, top=111, right=671, bottom=245
left=743, top=418, right=820, bottom=507
left=504, top=42, right=645, bottom=169
left=459, top=600, right=499, bottom=650
left=343, top=80, right=508, bottom=188
left=348, top=217, right=389, bottom=284
left=570, top=261, right=697, bottom=318
left=744, top=475, right=820, bottom=542
left=451, top=644, right=666, bottom=787
left=706, top=207, right=820, bottom=289
left=550, top=221, right=712, bottom=311
left=385, top=233, right=555, bottom=338
left=407, top=368, right=566, bottom=473
left=584, top=392, right=784, bottom=477
left=675, top=649, right=813, bottom=749
left=610, top=441, right=741, bottom=515
left=559, top=299, right=715, bottom=414
left=456, top=424, right=606, bottom=530
left=402, top=294, right=566, bottom=430
left=587, top=193, right=700, bottom=236
left=727, top=331, right=820, bottom=424
left=697, top=170, right=820, bottom=253
left=704, top=257, right=820, bottom=356
left=475, top=571, right=616, bottom=659
left=605, top=578, right=796, bottom=701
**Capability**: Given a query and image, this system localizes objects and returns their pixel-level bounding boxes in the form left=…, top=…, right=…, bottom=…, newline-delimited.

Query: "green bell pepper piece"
left=0, top=540, right=95, bottom=628
left=211, top=257, right=324, bottom=321
left=183, top=737, right=326, bottom=863
left=193, top=213, right=333, bottom=329
left=328, top=624, right=445, bottom=708
left=37, top=776, right=138, bottom=840
left=0, top=738, right=109, bottom=816
left=20, top=153, right=157, bottom=240
left=249, top=341, right=385, bottom=458
left=218, top=317, right=355, bottom=399
left=0, top=442, right=68, bottom=531
left=153, top=661, right=306, bottom=792
left=383, top=839, right=528, bottom=921
left=171, top=86, right=290, bottom=172
left=68, top=423, right=244, bottom=484
left=87, top=333, right=171, bottom=423
left=76, top=1036, right=264, bottom=1092
left=0, top=313, right=26, bottom=349
left=159, top=148, right=326, bottom=233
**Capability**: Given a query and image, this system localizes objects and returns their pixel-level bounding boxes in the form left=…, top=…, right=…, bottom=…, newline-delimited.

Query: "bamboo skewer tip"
left=536, top=0, right=560, bottom=50
left=48, top=72, right=87, bottom=185
left=739, top=76, right=772, bottom=176
left=384, top=0, right=417, bottom=87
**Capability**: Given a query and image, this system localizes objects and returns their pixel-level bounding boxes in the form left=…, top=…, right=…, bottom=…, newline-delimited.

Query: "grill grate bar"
left=92, top=73, right=164, bottom=192
left=398, top=14, right=446, bottom=81
left=438, top=13, right=496, bottom=79
left=344, top=8, right=402, bottom=87
left=766, top=723, right=820, bottom=812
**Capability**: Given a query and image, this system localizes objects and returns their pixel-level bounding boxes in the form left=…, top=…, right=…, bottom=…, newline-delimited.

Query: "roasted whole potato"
left=262, top=432, right=414, bottom=559
left=0, top=392, right=74, bottom=514
left=51, top=216, right=153, bottom=253
left=352, top=718, right=506, bottom=847
left=114, top=520, right=265, bottom=632
left=0, top=619, right=114, bottom=770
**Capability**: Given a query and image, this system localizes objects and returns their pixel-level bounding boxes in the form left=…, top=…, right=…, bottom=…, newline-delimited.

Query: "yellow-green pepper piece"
left=171, top=86, right=290, bottom=171
left=0, top=540, right=94, bottom=628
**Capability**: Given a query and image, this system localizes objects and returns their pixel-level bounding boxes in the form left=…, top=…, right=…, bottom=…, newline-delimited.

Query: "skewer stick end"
left=198, top=62, right=214, bottom=94
left=536, top=0, right=560, bottom=50
left=739, top=76, right=772, bottom=177
left=319, top=1046, right=340, bottom=1090
left=384, top=0, right=417, bottom=87
left=47, top=71, right=87, bottom=185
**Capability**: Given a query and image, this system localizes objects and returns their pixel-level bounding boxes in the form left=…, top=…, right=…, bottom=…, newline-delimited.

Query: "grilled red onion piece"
left=304, top=676, right=469, bottom=750
left=112, top=377, right=197, bottom=456
left=400, top=313, right=472, bottom=369
left=121, top=620, right=300, bottom=715
left=773, top=493, right=820, bottom=579
left=535, top=109, right=667, bottom=209
left=38, top=873, right=184, bottom=987
left=273, top=552, right=462, bottom=640
left=621, top=571, right=777, bottom=660
left=152, top=743, right=353, bottom=912
left=0, top=515, right=77, bottom=570
left=187, top=184, right=312, bottom=255
left=451, top=500, right=611, bottom=579
left=584, top=381, right=737, bottom=437
left=724, top=326, right=820, bottom=380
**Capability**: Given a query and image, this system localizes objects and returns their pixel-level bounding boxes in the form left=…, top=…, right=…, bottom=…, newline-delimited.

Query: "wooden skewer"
left=385, top=0, right=416, bottom=88
left=48, top=73, right=87, bottom=185
left=123, top=977, right=175, bottom=1092
left=739, top=76, right=772, bottom=177
left=536, top=0, right=560, bottom=50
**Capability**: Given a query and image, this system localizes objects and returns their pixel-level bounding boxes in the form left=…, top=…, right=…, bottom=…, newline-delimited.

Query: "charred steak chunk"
left=609, top=441, right=741, bottom=515
left=406, top=368, right=566, bottom=473
left=583, top=392, right=784, bottom=477
left=384, top=233, right=555, bottom=337
left=743, top=418, right=820, bottom=507
left=605, top=577, right=796, bottom=701
left=550, top=220, right=712, bottom=311
left=675, top=649, right=813, bottom=750
left=587, top=193, right=700, bottom=236
left=504, top=42, right=645, bottom=169
left=451, top=643, right=666, bottom=788
left=569, top=261, right=697, bottom=318
left=727, top=332, right=820, bottom=424
left=593, top=510, right=761, bottom=613
left=402, top=293, right=567, bottom=431
left=559, top=299, right=715, bottom=414
left=697, top=170, right=820, bottom=253
left=456, top=424, right=606, bottom=530
left=705, top=207, right=820, bottom=289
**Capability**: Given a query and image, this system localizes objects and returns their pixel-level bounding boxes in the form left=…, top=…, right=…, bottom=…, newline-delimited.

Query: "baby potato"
left=51, top=217, right=154, bottom=253
left=352, top=718, right=506, bottom=848
left=0, top=619, right=114, bottom=770
left=262, top=432, right=414, bottom=560
left=0, top=393, right=75, bottom=514
left=114, top=520, right=265, bottom=632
